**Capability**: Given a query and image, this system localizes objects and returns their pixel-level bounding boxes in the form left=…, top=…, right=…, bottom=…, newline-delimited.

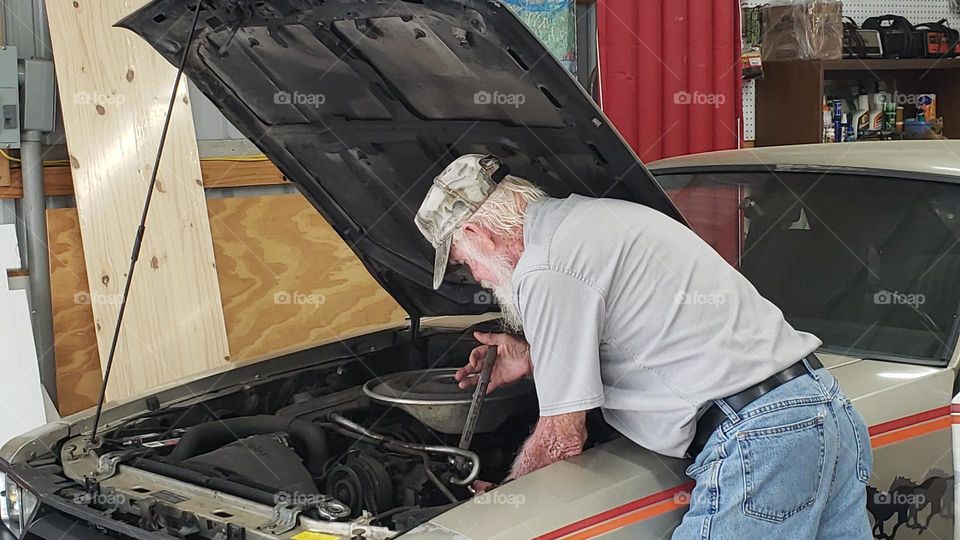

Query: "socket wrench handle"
left=458, top=346, right=497, bottom=450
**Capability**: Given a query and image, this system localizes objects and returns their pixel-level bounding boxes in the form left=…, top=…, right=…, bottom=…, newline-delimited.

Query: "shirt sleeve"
left=516, top=269, right=606, bottom=416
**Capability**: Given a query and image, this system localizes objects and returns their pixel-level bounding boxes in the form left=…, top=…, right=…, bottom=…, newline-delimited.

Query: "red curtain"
left=597, top=0, right=742, bottom=163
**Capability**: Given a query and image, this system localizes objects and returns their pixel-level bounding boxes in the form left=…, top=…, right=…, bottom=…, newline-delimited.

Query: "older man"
left=414, top=154, right=872, bottom=538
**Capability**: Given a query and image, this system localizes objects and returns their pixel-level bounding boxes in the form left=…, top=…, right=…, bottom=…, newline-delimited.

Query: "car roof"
left=647, top=141, right=960, bottom=179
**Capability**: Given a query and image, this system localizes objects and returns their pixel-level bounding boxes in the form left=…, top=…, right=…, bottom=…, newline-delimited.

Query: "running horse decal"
left=867, top=471, right=953, bottom=539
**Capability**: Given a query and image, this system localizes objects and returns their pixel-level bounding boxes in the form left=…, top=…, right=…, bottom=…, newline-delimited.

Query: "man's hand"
left=455, top=332, right=532, bottom=393
left=470, top=480, right=497, bottom=495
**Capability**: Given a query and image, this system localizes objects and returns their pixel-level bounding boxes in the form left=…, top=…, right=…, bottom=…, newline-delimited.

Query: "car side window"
left=655, top=170, right=960, bottom=365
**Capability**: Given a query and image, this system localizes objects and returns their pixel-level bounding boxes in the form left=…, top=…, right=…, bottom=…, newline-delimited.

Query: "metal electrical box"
left=22, top=59, right=55, bottom=134
left=0, top=46, right=20, bottom=149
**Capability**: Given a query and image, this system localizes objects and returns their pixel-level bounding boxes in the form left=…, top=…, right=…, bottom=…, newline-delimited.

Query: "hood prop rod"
left=88, top=4, right=204, bottom=445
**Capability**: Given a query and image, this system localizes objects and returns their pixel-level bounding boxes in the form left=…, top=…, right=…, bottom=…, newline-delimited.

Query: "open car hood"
left=119, top=0, right=683, bottom=317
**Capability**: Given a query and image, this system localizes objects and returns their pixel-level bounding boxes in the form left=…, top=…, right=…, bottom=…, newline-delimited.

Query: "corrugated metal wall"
left=189, top=81, right=249, bottom=141
left=596, top=0, right=742, bottom=162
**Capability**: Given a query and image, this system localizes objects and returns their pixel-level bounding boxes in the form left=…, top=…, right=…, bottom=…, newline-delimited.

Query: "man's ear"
left=461, top=223, right=497, bottom=252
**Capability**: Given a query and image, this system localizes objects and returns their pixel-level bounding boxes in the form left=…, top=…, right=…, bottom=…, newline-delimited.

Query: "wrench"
left=458, top=346, right=497, bottom=451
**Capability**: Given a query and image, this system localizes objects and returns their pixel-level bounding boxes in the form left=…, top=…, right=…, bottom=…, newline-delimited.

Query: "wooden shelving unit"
left=755, top=58, right=960, bottom=146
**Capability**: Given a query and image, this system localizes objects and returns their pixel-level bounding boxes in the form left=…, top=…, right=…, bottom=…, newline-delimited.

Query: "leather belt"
left=687, top=353, right=823, bottom=457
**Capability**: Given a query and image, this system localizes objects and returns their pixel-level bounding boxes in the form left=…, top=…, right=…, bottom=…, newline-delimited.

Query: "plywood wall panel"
left=45, top=0, right=230, bottom=401
left=47, top=208, right=102, bottom=415
left=207, top=194, right=406, bottom=362
left=49, top=194, right=406, bottom=413
left=201, top=160, right=286, bottom=189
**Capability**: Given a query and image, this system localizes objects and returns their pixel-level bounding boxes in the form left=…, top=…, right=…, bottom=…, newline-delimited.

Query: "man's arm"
left=484, top=270, right=602, bottom=484
left=507, top=411, right=588, bottom=480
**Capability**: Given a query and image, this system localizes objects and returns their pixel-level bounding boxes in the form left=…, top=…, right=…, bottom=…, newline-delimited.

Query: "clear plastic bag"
left=762, top=0, right=843, bottom=61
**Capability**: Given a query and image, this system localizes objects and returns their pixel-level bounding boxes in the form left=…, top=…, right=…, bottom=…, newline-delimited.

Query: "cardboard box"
left=762, top=1, right=843, bottom=61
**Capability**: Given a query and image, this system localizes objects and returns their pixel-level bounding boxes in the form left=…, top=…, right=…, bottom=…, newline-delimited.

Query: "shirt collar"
left=522, top=197, right=548, bottom=249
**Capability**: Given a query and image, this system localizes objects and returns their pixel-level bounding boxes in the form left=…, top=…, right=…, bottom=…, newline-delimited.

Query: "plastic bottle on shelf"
left=884, top=102, right=896, bottom=132
left=833, top=99, right=844, bottom=143
left=852, top=85, right=870, bottom=140
left=822, top=99, right=832, bottom=143
left=869, top=82, right=887, bottom=131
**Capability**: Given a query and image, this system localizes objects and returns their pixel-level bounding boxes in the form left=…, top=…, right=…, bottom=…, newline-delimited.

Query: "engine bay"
left=54, top=328, right=561, bottom=538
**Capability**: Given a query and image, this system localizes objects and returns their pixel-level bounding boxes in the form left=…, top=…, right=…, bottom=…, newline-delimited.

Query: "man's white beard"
left=456, top=235, right=523, bottom=333
left=485, top=279, right=523, bottom=334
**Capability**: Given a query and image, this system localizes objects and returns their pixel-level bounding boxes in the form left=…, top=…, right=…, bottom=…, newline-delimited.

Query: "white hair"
left=451, top=175, right=545, bottom=332
left=453, top=229, right=524, bottom=333
left=467, top=175, right=547, bottom=237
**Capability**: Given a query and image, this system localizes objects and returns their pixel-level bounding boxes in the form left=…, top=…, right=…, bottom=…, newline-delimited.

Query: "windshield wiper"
left=89, top=4, right=204, bottom=445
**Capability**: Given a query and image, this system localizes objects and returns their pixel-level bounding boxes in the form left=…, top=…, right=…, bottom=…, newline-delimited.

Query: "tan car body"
left=4, top=142, right=959, bottom=539
left=407, top=141, right=960, bottom=539
left=406, top=353, right=954, bottom=539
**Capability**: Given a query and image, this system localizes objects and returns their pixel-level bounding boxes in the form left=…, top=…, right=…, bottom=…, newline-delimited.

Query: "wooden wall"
left=50, top=193, right=406, bottom=415
left=209, top=194, right=407, bottom=361
left=47, top=0, right=230, bottom=401
left=47, top=208, right=102, bottom=414
left=14, top=0, right=410, bottom=414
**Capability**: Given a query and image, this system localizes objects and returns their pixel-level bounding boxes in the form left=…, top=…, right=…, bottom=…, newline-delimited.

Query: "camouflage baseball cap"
left=415, top=154, right=510, bottom=289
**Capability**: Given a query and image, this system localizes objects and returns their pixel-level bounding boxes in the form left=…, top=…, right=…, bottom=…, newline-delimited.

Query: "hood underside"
left=120, top=0, right=683, bottom=317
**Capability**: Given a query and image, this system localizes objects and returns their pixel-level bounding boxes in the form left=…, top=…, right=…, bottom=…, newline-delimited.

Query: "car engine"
left=59, top=356, right=541, bottom=538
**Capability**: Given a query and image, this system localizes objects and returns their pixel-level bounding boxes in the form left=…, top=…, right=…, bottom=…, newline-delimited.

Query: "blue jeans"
left=672, top=362, right=873, bottom=539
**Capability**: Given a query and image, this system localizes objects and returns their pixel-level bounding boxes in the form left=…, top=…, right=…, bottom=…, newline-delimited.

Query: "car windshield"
left=654, top=169, right=960, bottom=366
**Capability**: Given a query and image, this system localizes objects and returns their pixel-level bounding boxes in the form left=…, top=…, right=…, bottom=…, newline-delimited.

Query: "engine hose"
left=135, top=458, right=278, bottom=507
left=383, top=443, right=458, bottom=504
left=167, top=415, right=328, bottom=476
left=328, top=413, right=480, bottom=486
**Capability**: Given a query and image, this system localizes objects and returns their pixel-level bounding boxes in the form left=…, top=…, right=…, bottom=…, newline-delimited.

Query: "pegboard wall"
left=739, top=0, right=960, bottom=141
left=742, top=80, right=757, bottom=141
left=741, top=0, right=959, bottom=24
left=842, top=0, right=960, bottom=26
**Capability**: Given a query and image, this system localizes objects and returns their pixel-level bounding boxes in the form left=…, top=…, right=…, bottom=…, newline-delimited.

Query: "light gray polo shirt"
left=513, top=195, right=821, bottom=457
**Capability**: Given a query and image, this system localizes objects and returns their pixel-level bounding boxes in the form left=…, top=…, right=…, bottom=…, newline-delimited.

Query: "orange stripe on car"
left=539, top=405, right=952, bottom=539
left=533, top=482, right=693, bottom=540
left=563, top=499, right=684, bottom=540
left=871, top=416, right=951, bottom=449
